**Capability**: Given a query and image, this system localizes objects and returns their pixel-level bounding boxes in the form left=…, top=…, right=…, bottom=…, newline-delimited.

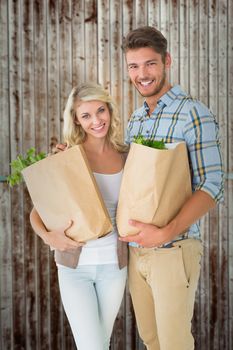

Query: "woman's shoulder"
left=120, top=151, right=128, bottom=164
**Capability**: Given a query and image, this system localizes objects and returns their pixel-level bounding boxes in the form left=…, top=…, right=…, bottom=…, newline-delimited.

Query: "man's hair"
left=122, top=26, right=167, bottom=63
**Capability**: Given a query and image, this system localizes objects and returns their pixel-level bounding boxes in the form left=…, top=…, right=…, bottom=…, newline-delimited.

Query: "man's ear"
left=165, top=52, right=172, bottom=68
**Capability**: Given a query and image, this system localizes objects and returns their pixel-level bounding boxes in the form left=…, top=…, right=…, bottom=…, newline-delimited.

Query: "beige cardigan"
left=54, top=234, right=128, bottom=269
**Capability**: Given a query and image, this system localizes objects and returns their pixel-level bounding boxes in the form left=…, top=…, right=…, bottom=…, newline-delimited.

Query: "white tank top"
left=78, top=169, right=123, bottom=265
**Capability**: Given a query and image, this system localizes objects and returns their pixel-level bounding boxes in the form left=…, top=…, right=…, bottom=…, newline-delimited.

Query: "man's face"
left=126, top=47, right=170, bottom=98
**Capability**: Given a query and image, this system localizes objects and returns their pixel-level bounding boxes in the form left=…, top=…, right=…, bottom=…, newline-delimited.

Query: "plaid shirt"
left=126, top=85, right=224, bottom=239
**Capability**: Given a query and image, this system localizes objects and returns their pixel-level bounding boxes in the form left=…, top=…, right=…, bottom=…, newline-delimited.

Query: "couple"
left=30, top=27, right=224, bottom=350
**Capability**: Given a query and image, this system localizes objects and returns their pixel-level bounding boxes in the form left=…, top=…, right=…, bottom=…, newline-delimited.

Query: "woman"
left=30, top=82, right=128, bottom=350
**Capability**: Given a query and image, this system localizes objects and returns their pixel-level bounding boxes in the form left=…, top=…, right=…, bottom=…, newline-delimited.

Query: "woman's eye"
left=99, top=108, right=105, bottom=113
left=81, top=114, right=89, bottom=119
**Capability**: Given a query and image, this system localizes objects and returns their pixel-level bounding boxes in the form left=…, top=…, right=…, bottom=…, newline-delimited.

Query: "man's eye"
left=148, top=62, right=156, bottom=66
left=128, top=65, right=137, bottom=70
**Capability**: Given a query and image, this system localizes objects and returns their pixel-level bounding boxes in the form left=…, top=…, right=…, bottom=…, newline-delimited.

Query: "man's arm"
left=119, top=189, right=215, bottom=247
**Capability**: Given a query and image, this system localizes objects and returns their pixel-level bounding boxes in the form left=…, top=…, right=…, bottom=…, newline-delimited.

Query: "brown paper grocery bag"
left=22, top=145, right=112, bottom=242
left=116, top=142, right=192, bottom=237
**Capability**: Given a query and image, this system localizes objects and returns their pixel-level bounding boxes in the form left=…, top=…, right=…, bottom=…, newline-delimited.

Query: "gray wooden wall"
left=0, top=0, right=232, bottom=349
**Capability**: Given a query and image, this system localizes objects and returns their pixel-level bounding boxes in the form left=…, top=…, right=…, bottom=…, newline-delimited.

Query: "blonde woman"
left=30, top=83, right=128, bottom=350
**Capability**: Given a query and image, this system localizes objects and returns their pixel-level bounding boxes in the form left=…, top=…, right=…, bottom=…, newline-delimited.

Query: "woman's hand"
left=44, top=221, right=84, bottom=252
left=30, top=208, right=84, bottom=252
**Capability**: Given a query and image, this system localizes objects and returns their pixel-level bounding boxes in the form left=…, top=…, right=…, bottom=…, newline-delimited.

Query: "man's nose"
left=138, top=65, right=148, bottom=78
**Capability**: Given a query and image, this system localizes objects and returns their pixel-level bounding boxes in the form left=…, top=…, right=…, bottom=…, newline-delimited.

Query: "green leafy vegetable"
left=133, top=135, right=167, bottom=149
left=7, top=148, right=46, bottom=187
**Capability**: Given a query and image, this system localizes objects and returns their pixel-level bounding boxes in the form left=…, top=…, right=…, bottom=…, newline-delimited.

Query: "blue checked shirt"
left=126, top=85, right=224, bottom=240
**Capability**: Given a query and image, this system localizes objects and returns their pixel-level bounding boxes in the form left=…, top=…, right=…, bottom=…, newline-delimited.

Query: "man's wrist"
left=163, top=219, right=180, bottom=241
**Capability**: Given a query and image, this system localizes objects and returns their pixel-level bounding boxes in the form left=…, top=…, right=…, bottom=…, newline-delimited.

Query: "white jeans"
left=57, top=263, right=127, bottom=350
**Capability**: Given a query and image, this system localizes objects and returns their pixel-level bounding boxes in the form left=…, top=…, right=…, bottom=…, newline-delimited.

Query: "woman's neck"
left=82, top=138, right=111, bottom=155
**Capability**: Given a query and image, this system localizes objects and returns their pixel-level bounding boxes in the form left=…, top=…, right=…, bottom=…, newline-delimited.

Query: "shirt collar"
left=143, top=85, right=184, bottom=111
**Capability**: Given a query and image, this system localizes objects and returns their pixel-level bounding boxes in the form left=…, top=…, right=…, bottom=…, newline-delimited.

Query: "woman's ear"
left=74, top=115, right=80, bottom=125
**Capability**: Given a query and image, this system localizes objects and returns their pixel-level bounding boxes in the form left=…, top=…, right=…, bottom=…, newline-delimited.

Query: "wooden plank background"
left=0, top=0, right=232, bottom=349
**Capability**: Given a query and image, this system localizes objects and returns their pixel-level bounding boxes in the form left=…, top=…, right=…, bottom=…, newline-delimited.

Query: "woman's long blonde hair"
left=63, top=82, right=128, bottom=152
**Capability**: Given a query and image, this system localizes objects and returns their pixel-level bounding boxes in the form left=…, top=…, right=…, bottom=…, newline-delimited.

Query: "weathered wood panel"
left=208, top=2, right=222, bottom=348
left=217, top=2, right=229, bottom=349
left=196, top=2, right=210, bottom=349
left=0, top=1, right=232, bottom=349
left=7, top=1, right=26, bottom=349
left=21, top=2, right=37, bottom=349
left=179, top=0, right=189, bottom=91
left=0, top=0, right=12, bottom=348
left=47, top=1, right=66, bottom=349
left=228, top=1, right=233, bottom=349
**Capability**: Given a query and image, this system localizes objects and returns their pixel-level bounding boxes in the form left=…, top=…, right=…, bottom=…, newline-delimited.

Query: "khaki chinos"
left=129, top=238, right=203, bottom=350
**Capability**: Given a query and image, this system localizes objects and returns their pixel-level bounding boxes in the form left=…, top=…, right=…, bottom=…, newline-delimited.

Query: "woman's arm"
left=30, top=207, right=83, bottom=251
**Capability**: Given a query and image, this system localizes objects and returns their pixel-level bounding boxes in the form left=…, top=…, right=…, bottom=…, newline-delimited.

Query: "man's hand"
left=50, top=142, right=68, bottom=155
left=119, top=219, right=172, bottom=248
left=56, top=143, right=67, bottom=151
left=119, top=191, right=216, bottom=248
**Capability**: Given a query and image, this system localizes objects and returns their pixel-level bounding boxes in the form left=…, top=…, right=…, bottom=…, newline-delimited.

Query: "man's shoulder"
left=132, top=105, right=145, bottom=116
left=171, top=87, right=212, bottom=117
left=129, top=105, right=146, bottom=123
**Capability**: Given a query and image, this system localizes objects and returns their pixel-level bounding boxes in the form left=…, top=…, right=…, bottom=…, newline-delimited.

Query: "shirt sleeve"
left=125, top=116, right=135, bottom=144
left=183, top=101, right=224, bottom=203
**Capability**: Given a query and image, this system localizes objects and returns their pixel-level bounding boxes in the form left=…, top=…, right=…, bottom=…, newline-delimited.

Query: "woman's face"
left=75, top=100, right=111, bottom=141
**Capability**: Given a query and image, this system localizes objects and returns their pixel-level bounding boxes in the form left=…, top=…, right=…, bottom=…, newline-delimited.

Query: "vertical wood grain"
left=8, top=0, right=26, bottom=348
left=46, top=1, right=64, bottom=348
left=217, top=1, right=229, bottom=349
left=21, top=1, right=38, bottom=348
left=148, top=0, right=160, bottom=28
left=97, top=0, right=110, bottom=88
left=196, top=1, right=210, bottom=349
left=169, top=0, right=179, bottom=86
left=0, top=0, right=12, bottom=347
left=189, top=0, right=199, bottom=98
left=208, top=1, right=220, bottom=348
left=84, top=0, right=98, bottom=81
left=179, top=0, right=189, bottom=90
left=228, top=0, right=233, bottom=348
left=72, top=0, right=85, bottom=86
left=122, top=0, right=134, bottom=131
left=34, top=0, right=50, bottom=348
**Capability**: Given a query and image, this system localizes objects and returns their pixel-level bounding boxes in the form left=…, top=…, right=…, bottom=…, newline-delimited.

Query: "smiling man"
left=126, top=47, right=171, bottom=111
left=120, top=26, right=224, bottom=350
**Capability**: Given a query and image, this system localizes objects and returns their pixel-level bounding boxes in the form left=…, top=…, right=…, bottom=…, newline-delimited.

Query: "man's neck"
left=146, top=83, right=172, bottom=115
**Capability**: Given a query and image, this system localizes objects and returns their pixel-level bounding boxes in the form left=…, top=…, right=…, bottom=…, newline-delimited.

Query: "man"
left=119, top=26, right=224, bottom=350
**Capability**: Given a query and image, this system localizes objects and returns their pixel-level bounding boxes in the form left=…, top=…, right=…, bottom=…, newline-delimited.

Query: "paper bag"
left=22, top=145, right=113, bottom=242
left=116, top=142, right=192, bottom=237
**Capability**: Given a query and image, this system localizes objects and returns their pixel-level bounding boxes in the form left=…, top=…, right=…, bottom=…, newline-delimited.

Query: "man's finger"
left=56, top=143, right=67, bottom=151
left=129, top=219, right=145, bottom=228
left=119, top=233, right=141, bottom=243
